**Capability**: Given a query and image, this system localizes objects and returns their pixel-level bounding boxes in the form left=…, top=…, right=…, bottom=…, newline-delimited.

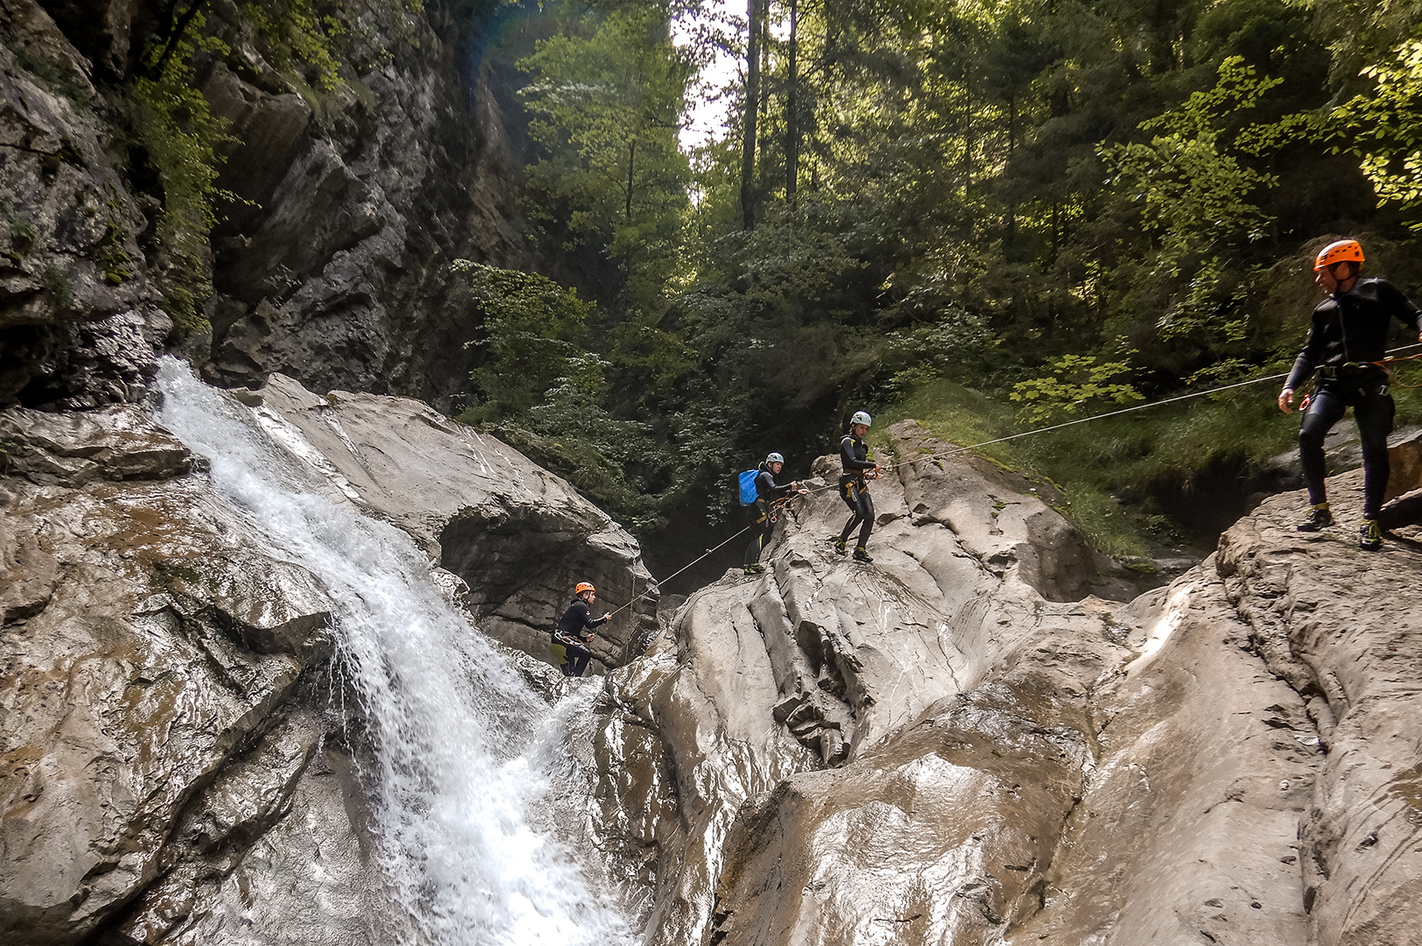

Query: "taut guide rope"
left=604, top=343, right=1422, bottom=618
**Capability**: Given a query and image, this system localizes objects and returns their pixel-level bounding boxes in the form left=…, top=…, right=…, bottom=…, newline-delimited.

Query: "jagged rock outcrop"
left=232, top=372, right=658, bottom=665
left=0, top=0, right=171, bottom=409
left=0, top=371, right=654, bottom=945
left=197, top=6, right=531, bottom=408
left=583, top=420, right=1422, bottom=946
left=2, top=0, right=528, bottom=414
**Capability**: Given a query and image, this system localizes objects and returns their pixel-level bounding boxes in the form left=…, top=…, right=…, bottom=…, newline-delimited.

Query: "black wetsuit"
left=837, top=434, right=877, bottom=549
left=745, top=467, right=796, bottom=566
left=1285, top=276, right=1422, bottom=520
left=552, top=597, right=607, bottom=677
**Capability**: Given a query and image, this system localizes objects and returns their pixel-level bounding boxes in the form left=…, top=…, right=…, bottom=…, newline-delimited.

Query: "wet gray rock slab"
left=0, top=448, right=331, bottom=945
left=0, top=375, right=656, bottom=945
left=240, top=372, right=658, bottom=666
left=587, top=420, right=1422, bottom=946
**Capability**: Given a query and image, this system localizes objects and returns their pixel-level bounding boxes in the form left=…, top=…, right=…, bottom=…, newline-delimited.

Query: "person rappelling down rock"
left=1278, top=238, right=1422, bottom=552
left=835, top=410, right=883, bottom=562
left=551, top=581, right=611, bottom=677
left=744, top=452, right=809, bottom=574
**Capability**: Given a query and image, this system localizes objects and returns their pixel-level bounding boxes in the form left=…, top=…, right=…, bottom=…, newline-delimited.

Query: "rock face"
left=196, top=14, right=531, bottom=409
left=579, top=420, right=1422, bottom=946
left=6, top=393, right=1422, bottom=946
left=0, top=371, right=654, bottom=946
left=0, top=0, right=171, bottom=409
left=233, top=372, right=658, bottom=665
left=1, top=0, right=528, bottom=414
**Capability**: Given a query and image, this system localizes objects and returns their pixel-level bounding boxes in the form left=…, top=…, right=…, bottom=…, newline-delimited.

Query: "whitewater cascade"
left=153, top=359, right=634, bottom=946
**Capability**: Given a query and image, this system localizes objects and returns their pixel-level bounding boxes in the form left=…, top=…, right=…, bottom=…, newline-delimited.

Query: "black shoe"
left=1360, top=518, right=1383, bottom=552
left=852, top=546, right=873, bottom=563
left=1297, top=505, right=1332, bottom=532
left=833, top=539, right=847, bottom=556
left=742, top=563, right=765, bottom=574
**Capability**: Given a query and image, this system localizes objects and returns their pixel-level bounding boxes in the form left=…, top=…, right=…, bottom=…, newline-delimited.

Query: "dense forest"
left=118, top=0, right=1422, bottom=566
left=458, top=0, right=1422, bottom=565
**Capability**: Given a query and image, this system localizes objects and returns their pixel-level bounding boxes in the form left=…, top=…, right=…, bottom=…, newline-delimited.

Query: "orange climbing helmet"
left=1314, top=239, right=1364, bottom=271
left=574, top=581, right=596, bottom=595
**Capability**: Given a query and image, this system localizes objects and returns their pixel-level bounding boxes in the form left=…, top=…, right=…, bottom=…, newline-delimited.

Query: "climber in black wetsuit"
left=551, top=581, right=610, bottom=677
left=1278, top=238, right=1422, bottom=552
left=743, top=452, right=806, bottom=575
left=835, top=410, right=882, bottom=563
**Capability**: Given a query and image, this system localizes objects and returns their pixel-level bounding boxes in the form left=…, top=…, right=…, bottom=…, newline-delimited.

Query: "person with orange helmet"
left=1278, top=238, right=1422, bottom=551
left=551, top=581, right=610, bottom=676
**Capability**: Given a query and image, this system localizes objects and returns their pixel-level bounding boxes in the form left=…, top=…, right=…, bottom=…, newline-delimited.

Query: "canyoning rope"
left=1375, top=349, right=1422, bottom=388
left=605, top=524, right=755, bottom=618
left=606, top=343, right=1422, bottom=616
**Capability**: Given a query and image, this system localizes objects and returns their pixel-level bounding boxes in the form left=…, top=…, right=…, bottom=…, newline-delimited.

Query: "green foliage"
left=1098, top=57, right=1280, bottom=347
left=1330, top=38, right=1422, bottom=229
left=0, top=438, right=30, bottom=476
left=518, top=1, right=692, bottom=312
left=100, top=191, right=134, bottom=285
left=41, top=266, right=73, bottom=309
left=124, top=71, right=232, bottom=334
left=452, top=259, right=597, bottom=421
left=1009, top=351, right=1144, bottom=426
left=241, top=0, right=348, bottom=90
left=483, top=0, right=1422, bottom=553
left=7, top=217, right=37, bottom=258
left=1103, top=57, right=1280, bottom=270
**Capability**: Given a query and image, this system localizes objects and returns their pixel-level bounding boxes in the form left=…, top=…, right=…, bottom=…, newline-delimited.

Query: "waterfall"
left=154, top=359, right=633, bottom=946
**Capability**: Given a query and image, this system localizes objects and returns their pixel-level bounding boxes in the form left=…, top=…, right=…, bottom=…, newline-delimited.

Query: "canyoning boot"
left=1360, top=518, right=1383, bottom=552
left=742, top=563, right=765, bottom=575
left=1296, top=503, right=1332, bottom=532
left=833, top=538, right=847, bottom=556
left=852, top=546, right=873, bottom=563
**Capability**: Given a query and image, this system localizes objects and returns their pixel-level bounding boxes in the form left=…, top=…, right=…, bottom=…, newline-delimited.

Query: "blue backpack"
left=737, top=469, right=759, bottom=505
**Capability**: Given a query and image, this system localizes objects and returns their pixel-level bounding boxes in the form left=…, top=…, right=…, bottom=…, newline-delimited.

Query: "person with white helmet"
left=1278, top=238, right=1422, bottom=551
left=551, top=581, right=611, bottom=676
left=744, top=451, right=806, bottom=574
left=835, top=410, right=882, bottom=562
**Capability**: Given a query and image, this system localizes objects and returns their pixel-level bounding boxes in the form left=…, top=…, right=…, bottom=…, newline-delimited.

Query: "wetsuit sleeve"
left=558, top=600, right=604, bottom=637
left=1379, top=278, right=1422, bottom=334
left=756, top=470, right=793, bottom=501
left=1285, top=310, right=1329, bottom=391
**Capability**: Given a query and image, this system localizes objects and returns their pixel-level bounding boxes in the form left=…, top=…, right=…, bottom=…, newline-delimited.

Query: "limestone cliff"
left=4, top=376, right=1422, bottom=944
left=585, top=421, right=1422, bottom=946
left=1, top=0, right=528, bottom=414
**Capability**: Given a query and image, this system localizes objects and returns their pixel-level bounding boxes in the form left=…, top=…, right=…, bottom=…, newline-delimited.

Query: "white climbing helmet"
left=766, top=452, right=785, bottom=464
left=851, top=410, right=872, bottom=427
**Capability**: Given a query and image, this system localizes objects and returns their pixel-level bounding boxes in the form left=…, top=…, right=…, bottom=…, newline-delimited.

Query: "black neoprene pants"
left=745, top=503, right=773, bottom=565
left=1299, top=384, right=1394, bottom=519
left=838, top=480, right=874, bottom=547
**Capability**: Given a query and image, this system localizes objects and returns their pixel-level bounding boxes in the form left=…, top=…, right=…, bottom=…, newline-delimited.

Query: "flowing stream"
left=154, top=359, right=633, bottom=946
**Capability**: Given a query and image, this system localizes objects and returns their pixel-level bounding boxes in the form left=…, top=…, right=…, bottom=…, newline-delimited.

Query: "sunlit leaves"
left=1331, top=38, right=1422, bottom=229
left=519, top=2, right=692, bottom=309
left=1009, top=351, right=1144, bottom=426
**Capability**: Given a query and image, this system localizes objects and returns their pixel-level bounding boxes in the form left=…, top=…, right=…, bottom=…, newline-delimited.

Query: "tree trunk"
left=786, top=0, right=799, bottom=207
left=741, top=0, right=764, bottom=230
left=626, top=138, right=636, bottom=222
